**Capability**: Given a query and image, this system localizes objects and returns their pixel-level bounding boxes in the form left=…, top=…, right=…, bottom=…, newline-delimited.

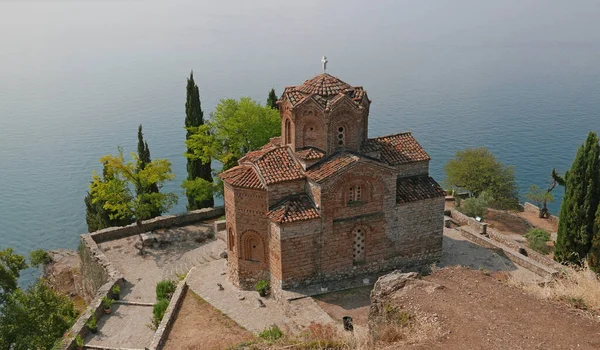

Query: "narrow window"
left=228, top=228, right=235, bottom=251
left=348, top=187, right=354, bottom=203
left=353, top=227, right=365, bottom=263
left=337, top=126, right=345, bottom=147
left=285, top=119, right=292, bottom=144
left=356, top=186, right=362, bottom=201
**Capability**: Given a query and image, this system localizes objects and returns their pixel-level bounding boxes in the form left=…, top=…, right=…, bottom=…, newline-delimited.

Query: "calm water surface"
left=1, top=1, right=599, bottom=284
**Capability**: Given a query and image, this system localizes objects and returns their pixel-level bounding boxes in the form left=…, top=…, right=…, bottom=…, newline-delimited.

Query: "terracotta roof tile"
left=220, top=165, right=265, bottom=190
left=305, top=153, right=360, bottom=183
left=396, top=176, right=445, bottom=204
left=281, top=74, right=367, bottom=108
left=295, top=147, right=326, bottom=161
left=267, top=194, right=320, bottom=224
left=255, top=147, right=305, bottom=184
left=296, top=74, right=352, bottom=96
left=362, top=132, right=430, bottom=165
left=239, top=139, right=280, bottom=163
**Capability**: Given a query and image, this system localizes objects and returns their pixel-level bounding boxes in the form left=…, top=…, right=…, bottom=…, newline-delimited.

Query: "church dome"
left=296, top=73, right=352, bottom=96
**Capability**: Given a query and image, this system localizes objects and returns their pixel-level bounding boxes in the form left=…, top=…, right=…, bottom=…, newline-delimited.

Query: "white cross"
left=321, top=56, right=328, bottom=73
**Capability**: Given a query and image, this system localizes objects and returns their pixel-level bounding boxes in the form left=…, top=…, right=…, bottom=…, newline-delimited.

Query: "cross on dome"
left=321, top=56, right=328, bottom=73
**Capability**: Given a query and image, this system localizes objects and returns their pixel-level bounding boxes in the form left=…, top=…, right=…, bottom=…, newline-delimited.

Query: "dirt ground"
left=163, top=289, right=254, bottom=350
left=485, top=210, right=533, bottom=235
left=382, top=266, right=600, bottom=350
left=314, top=286, right=372, bottom=326
left=517, top=211, right=558, bottom=232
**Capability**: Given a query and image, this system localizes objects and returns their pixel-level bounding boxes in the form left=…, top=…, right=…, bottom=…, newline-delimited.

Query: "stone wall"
left=78, top=234, right=122, bottom=302
left=523, top=202, right=559, bottom=226
left=149, top=280, right=189, bottom=350
left=90, top=207, right=224, bottom=243
left=449, top=208, right=488, bottom=234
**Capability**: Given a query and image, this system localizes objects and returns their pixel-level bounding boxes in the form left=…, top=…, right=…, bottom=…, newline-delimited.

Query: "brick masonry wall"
left=394, top=161, right=430, bottom=178
left=390, top=197, right=445, bottom=257
left=267, top=179, right=305, bottom=207
left=229, top=186, right=270, bottom=289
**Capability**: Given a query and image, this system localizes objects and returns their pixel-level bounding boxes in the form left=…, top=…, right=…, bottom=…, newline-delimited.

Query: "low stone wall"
left=90, top=207, right=224, bottom=243
left=149, top=279, right=189, bottom=350
left=59, top=279, right=123, bottom=350
left=78, top=235, right=123, bottom=302
left=449, top=208, right=487, bottom=234
left=523, top=202, right=559, bottom=226
left=457, top=226, right=557, bottom=278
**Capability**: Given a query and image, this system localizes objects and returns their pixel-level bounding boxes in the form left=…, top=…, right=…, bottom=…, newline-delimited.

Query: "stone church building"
left=220, top=72, right=445, bottom=291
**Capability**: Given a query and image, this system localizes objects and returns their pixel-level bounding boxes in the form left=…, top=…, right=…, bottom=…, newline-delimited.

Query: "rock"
left=257, top=299, right=266, bottom=308
left=220, top=251, right=228, bottom=259
left=238, top=295, right=245, bottom=301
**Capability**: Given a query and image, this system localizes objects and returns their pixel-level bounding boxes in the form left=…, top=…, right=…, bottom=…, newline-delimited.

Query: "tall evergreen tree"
left=137, top=125, right=161, bottom=217
left=185, top=71, right=213, bottom=210
left=554, top=132, right=600, bottom=264
left=588, top=206, right=600, bottom=272
left=266, top=88, right=278, bottom=110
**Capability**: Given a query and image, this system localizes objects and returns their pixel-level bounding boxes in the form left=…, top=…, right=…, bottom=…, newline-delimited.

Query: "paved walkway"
left=187, top=259, right=333, bottom=334
left=85, top=223, right=225, bottom=349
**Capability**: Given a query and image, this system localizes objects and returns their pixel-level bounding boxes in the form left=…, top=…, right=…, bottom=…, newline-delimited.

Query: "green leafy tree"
left=85, top=162, right=134, bottom=231
left=266, top=88, right=278, bottom=110
left=184, top=72, right=214, bottom=210
left=444, top=147, right=519, bottom=209
left=185, top=97, right=280, bottom=197
left=0, top=248, right=28, bottom=303
left=0, top=250, right=77, bottom=350
left=90, top=148, right=178, bottom=226
left=29, top=249, right=52, bottom=267
left=524, top=183, right=555, bottom=218
left=554, top=132, right=600, bottom=265
left=457, top=192, right=492, bottom=219
left=137, top=125, right=162, bottom=217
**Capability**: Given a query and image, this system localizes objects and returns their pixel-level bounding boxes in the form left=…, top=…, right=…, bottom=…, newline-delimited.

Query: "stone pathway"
left=84, top=223, right=225, bottom=349
left=187, top=259, right=333, bottom=334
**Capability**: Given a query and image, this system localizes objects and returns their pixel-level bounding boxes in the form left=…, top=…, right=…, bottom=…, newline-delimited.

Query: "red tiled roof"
left=305, top=153, right=361, bottom=183
left=267, top=194, right=320, bottom=224
left=239, top=139, right=280, bottom=163
left=255, top=147, right=305, bottom=184
left=295, top=147, right=326, bottom=161
left=296, top=74, right=352, bottom=96
left=396, top=176, right=445, bottom=204
left=362, top=132, right=430, bottom=165
left=281, top=74, right=367, bottom=108
left=220, top=165, right=265, bottom=190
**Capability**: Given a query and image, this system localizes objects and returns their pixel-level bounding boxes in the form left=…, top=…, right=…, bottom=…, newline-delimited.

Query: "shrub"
left=152, top=299, right=170, bottom=328
left=255, top=280, right=270, bottom=294
left=112, top=285, right=120, bottom=295
left=258, top=325, right=283, bottom=342
left=457, top=192, right=492, bottom=219
left=86, top=315, right=97, bottom=331
left=525, top=228, right=550, bottom=254
left=29, top=249, right=52, bottom=267
left=101, top=296, right=114, bottom=309
left=74, top=335, right=84, bottom=348
left=155, top=280, right=177, bottom=300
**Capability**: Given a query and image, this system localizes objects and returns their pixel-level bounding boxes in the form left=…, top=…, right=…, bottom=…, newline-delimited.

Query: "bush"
left=152, top=299, right=170, bottom=328
left=255, top=280, right=270, bottom=294
left=525, top=229, right=550, bottom=254
left=259, top=325, right=283, bottom=342
left=29, top=249, right=52, bottom=267
left=155, top=280, right=177, bottom=300
left=457, top=192, right=492, bottom=219
left=112, top=285, right=120, bottom=295
left=75, top=335, right=84, bottom=348
left=101, top=296, right=114, bottom=309
left=86, top=315, right=97, bottom=331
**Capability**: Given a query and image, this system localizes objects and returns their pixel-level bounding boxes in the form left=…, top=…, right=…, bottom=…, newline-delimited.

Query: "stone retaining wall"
left=448, top=208, right=487, bottom=234
left=91, top=207, right=224, bottom=243
left=148, top=279, right=189, bottom=350
left=523, top=202, right=559, bottom=226
left=457, top=226, right=557, bottom=278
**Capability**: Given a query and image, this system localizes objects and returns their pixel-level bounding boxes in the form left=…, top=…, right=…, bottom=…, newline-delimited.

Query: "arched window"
left=285, top=119, right=292, bottom=145
left=352, top=226, right=366, bottom=263
left=337, top=126, right=345, bottom=148
left=242, top=231, right=265, bottom=263
left=228, top=228, right=235, bottom=251
left=347, top=184, right=363, bottom=203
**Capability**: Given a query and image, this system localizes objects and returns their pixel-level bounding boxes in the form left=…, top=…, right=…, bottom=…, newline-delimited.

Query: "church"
left=220, top=64, right=445, bottom=291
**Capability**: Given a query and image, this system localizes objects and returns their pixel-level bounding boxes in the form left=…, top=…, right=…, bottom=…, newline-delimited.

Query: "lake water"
left=1, top=1, right=599, bottom=284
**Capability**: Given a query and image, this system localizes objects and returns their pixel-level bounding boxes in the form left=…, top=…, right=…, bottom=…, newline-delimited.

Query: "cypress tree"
left=136, top=124, right=161, bottom=217
left=588, top=206, right=600, bottom=272
left=555, top=132, right=600, bottom=264
left=185, top=71, right=213, bottom=210
left=266, top=88, right=278, bottom=110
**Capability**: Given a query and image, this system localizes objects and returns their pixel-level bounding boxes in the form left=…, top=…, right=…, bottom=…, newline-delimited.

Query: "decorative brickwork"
left=221, top=73, right=444, bottom=291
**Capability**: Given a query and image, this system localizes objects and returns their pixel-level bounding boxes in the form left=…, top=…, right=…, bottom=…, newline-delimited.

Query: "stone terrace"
left=84, top=222, right=223, bottom=349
